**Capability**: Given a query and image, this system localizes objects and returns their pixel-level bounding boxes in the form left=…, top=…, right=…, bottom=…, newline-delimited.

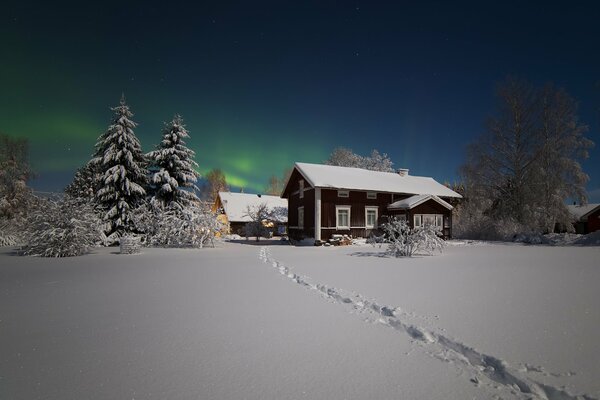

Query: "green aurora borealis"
left=2, top=2, right=599, bottom=197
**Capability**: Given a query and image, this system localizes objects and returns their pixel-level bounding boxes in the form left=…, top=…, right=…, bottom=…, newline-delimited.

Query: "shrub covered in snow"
left=376, top=217, right=445, bottom=257
left=0, top=218, right=22, bottom=246
left=134, top=203, right=222, bottom=248
left=20, top=197, right=103, bottom=257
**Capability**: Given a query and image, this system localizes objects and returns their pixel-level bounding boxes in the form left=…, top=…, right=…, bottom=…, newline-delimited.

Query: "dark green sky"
left=2, top=1, right=599, bottom=198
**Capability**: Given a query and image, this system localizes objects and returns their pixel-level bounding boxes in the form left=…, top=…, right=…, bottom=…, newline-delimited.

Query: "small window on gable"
left=367, top=192, right=377, bottom=199
left=299, top=180, right=304, bottom=199
left=338, top=190, right=349, bottom=198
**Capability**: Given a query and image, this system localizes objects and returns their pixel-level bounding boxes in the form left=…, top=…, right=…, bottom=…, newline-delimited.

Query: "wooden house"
left=567, top=203, right=600, bottom=234
left=212, top=192, right=288, bottom=235
left=281, top=163, right=462, bottom=242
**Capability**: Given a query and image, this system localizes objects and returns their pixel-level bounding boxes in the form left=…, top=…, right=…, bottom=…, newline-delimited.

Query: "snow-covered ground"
left=0, top=241, right=598, bottom=399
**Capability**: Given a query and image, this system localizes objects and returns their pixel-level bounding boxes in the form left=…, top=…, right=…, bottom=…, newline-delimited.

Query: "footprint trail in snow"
left=259, top=247, right=597, bottom=400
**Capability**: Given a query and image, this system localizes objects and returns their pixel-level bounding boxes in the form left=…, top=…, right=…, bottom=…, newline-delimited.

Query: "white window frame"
left=336, top=206, right=351, bottom=230
left=414, top=214, right=422, bottom=227
left=297, top=206, right=304, bottom=229
left=366, top=192, right=377, bottom=199
left=423, top=214, right=435, bottom=227
left=299, top=180, right=304, bottom=199
left=337, top=190, right=349, bottom=198
left=365, top=206, right=378, bottom=229
left=435, top=214, right=444, bottom=228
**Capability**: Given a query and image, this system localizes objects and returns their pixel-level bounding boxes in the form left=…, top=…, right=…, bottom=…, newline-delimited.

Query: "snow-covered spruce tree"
left=147, top=115, right=199, bottom=209
left=64, top=162, right=100, bottom=203
left=91, top=95, right=147, bottom=242
left=375, top=217, right=444, bottom=257
left=20, top=196, right=103, bottom=257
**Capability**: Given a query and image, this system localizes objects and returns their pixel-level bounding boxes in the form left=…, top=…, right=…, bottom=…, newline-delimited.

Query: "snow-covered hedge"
left=134, top=203, right=222, bottom=248
left=20, top=197, right=103, bottom=257
left=375, top=217, right=445, bottom=257
left=0, top=218, right=22, bottom=246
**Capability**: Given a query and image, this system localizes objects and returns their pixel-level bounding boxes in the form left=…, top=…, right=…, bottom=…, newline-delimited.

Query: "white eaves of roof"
left=387, top=194, right=453, bottom=210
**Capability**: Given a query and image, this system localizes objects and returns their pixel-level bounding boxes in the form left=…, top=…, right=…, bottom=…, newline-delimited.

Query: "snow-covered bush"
left=376, top=217, right=444, bottom=257
left=20, top=197, right=103, bottom=257
left=134, top=203, right=222, bottom=248
left=0, top=218, right=22, bottom=246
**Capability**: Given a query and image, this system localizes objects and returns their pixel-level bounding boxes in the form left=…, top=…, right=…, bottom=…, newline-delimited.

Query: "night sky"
left=2, top=1, right=599, bottom=199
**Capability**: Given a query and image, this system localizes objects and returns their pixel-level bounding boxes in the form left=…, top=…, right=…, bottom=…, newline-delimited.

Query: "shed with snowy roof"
left=213, top=192, right=288, bottom=236
left=281, top=162, right=462, bottom=242
left=567, top=203, right=600, bottom=234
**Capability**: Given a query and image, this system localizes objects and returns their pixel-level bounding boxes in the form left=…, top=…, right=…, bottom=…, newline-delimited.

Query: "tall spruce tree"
left=91, top=95, right=147, bottom=239
left=147, top=115, right=199, bottom=209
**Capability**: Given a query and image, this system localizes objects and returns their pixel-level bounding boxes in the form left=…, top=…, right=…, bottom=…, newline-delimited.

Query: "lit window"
left=299, top=180, right=304, bottom=199
left=365, top=207, right=378, bottom=229
left=298, top=206, right=304, bottom=229
left=336, top=206, right=351, bottom=229
left=338, top=190, right=349, bottom=198
left=367, top=192, right=377, bottom=199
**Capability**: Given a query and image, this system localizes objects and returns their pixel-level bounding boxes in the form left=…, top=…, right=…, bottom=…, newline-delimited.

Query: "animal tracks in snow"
left=259, top=247, right=596, bottom=400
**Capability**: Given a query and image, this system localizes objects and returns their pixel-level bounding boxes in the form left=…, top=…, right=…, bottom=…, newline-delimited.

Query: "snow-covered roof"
left=293, top=163, right=462, bottom=198
left=567, top=203, right=600, bottom=221
left=218, top=192, right=288, bottom=223
left=388, top=194, right=453, bottom=210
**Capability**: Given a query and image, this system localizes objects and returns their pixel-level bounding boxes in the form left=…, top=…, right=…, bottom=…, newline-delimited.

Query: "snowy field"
left=0, top=241, right=599, bottom=400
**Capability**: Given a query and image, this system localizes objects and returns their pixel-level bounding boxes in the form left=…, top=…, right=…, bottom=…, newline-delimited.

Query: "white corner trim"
left=315, top=188, right=321, bottom=241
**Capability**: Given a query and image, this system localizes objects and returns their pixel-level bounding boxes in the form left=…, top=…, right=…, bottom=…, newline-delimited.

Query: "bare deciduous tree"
left=201, top=168, right=229, bottom=201
left=459, top=78, right=593, bottom=237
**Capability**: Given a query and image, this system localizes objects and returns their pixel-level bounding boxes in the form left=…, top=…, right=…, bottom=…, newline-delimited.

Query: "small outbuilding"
left=567, top=203, right=600, bottom=234
left=212, top=192, right=288, bottom=236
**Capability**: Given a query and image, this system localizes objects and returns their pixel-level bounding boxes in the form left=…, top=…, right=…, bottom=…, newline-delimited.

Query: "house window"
left=435, top=214, right=444, bottom=228
left=414, top=214, right=422, bottom=227
left=365, top=207, right=378, bottom=229
left=423, top=214, right=435, bottom=227
left=367, top=192, right=377, bottom=199
left=298, top=206, right=304, bottom=229
left=299, top=180, right=304, bottom=199
left=337, top=190, right=349, bottom=198
left=336, top=206, right=351, bottom=230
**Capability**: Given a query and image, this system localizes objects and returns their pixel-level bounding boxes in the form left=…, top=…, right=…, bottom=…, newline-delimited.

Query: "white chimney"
left=397, top=168, right=409, bottom=177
